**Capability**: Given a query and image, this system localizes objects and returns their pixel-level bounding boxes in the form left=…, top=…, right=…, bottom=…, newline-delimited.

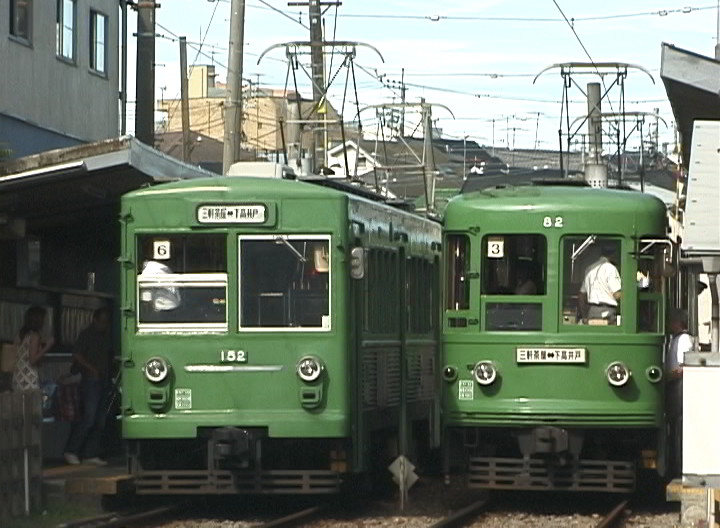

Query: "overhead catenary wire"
left=148, top=0, right=676, bottom=152
left=318, top=3, right=716, bottom=22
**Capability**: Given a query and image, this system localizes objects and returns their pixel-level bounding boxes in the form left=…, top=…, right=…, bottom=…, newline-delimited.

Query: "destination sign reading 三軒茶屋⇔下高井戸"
left=197, top=204, right=266, bottom=224
left=516, top=347, right=586, bottom=364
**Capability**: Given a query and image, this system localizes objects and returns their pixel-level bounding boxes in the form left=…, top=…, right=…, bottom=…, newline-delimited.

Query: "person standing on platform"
left=666, top=308, right=693, bottom=477
left=63, top=307, right=112, bottom=466
left=12, top=306, right=54, bottom=391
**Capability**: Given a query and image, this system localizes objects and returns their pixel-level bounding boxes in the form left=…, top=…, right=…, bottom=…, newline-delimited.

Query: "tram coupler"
left=211, top=427, right=256, bottom=467
left=517, top=427, right=583, bottom=459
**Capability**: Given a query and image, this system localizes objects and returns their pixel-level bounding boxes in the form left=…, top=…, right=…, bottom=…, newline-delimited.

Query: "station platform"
left=42, top=459, right=133, bottom=511
left=667, top=478, right=720, bottom=528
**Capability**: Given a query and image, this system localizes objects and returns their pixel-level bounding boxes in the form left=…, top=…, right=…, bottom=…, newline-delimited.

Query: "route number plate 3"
left=221, top=350, right=247, bottom=362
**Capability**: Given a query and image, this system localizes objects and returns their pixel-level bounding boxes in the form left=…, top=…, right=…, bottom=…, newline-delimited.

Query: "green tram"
left=119, top=175, right=441, bottom=494
left=441, top=182, right=671, bottom=492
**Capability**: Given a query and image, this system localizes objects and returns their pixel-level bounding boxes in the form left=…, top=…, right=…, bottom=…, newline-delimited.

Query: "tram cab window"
left=482, top=234, right=546, bottom=332
left=446, top=234, right=470, bottom=310
left=562, top=236, right=621, bottom=326
left=482, top=235, right=546, bottom=295
left=637, top=238, right=670, bottom=333
left=239, top=236, right=330, bottom=330
left=136, top=235, right=228, bottom=330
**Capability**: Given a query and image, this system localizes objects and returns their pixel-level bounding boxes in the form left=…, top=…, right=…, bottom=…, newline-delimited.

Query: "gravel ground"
left=152, top=477, right=682, bottom=528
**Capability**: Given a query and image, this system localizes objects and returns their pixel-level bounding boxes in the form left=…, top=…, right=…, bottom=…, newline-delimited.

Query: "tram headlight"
left=145, top=357, right=170, bottom=383
left=296, top=356, right=324, bottom=382
left=473, top=361, right=498, bottom=386
left=606, top=361, right=631, bottom=387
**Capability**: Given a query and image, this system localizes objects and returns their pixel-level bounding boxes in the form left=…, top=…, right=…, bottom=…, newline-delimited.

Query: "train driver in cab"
left=578, top=244, right=621, bottom=325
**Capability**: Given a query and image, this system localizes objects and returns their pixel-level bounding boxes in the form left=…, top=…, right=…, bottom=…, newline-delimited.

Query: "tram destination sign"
left=516, top=347, right=586, bottom=364
left=197, top=204, right=266, bottom=224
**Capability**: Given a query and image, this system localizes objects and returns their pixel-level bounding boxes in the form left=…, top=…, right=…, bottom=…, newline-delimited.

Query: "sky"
left=124, top=0, right=720, bottom=152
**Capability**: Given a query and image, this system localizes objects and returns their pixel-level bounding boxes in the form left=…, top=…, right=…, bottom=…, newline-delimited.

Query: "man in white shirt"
left=578, top=245, right=622, bottom=324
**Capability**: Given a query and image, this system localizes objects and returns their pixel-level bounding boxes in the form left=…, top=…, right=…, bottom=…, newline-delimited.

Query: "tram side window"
left=562, top=236, right=622, bottom=326
left=136, top=235, right=227, bottom=327
left=446, top=235, right=470, bottom=310
left=240, top=236, right=330, bottom=329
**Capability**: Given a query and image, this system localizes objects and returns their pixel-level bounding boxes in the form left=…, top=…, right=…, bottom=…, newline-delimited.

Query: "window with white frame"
left=9, top=0, right=32, bottom=42
left=89, top=10, right=107, bottom=74
left=56, top=0, right=75, bottom=61
left=239, top=235, right=331, bottom=330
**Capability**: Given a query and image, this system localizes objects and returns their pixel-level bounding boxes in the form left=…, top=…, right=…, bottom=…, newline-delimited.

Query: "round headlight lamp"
left=606, top=361, right=631, bottom=387
left=473, top=361, right=498, bottom=386
left=145, top=357, right=169, bottom=383
left=297, top=356, right=324, bottom=382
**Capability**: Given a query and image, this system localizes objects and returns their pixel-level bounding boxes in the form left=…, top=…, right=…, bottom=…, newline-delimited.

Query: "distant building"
left=326, top=138, right=464, bottom=200
left=158, top=65, right=351, bottom=161
left=154, top=130, right=257, bottom=174
left=0, top=0, right=119, bottom=158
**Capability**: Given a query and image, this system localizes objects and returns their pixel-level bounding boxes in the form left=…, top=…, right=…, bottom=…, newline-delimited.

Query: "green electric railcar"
left=119, top=176, right=441, bottom=494
left=441, top=182, right=671, bottom=492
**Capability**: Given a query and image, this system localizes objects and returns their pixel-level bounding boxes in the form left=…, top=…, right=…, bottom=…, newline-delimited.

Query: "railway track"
left=595, top=499, right=630, bottom=528
left=56, top=503, right=323, bottom=528
left=430, top=497, right=490, bottom=528
left=56, top=505, right=179, bottom=528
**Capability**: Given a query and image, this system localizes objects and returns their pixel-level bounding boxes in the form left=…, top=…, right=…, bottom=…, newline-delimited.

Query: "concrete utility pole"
left=309, top=0, right=326, bottom=173
left=179, top=36, right=191, bottom=162
left=716, top=0, right=720, bottom=60
left=422, top=99, right=436, bottom=214
left=585, top=82, right=607, bottom=187
left=400, top=68, right=407, bottom=136
left=120, top=0, right=128, bottom=135
left=222, top=0, right=246, bottom=175
left=286, top=1, right=343, bottom=172
left=135, top=1, right=157, bottom=146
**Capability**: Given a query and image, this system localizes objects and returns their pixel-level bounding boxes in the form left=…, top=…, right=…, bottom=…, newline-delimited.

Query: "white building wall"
left=0, top=0, right=119, bottom=148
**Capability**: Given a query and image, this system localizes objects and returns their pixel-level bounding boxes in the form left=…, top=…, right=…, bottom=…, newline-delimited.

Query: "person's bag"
left=55, top=378, right=82, bottom=422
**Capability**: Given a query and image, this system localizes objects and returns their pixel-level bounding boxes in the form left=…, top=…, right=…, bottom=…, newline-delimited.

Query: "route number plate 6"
left=221, top=350, right=247, bottom=362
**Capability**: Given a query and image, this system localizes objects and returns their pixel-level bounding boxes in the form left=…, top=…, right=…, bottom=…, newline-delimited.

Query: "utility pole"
left=585, top=82, right=607, bottom=187
left=716, top=0, right=720, bottom=59
left=309, top=0, right=326, bottom=173
left=120, top=0, right=128, bottom=135
left=288, top=1, right=344, bottom=172
left=400, top=67, right=407, bottom=136
left=254, top=73, right=264, bottom=156
left=422, top=98, right=436, bottom=215
left=135, top=1, right=157, bottom=146
left=179, top=36, right=191, bottom=162
left=222, top=0, right=246, bottom=175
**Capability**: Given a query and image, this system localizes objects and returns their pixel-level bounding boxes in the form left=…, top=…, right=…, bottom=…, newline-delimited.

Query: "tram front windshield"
left=239, top=236, right=330, bottom=329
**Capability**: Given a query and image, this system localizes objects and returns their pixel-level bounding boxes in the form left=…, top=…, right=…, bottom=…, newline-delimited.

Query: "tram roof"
left=445, top=182, right=667, bottom=217
left=124, top=171, right=418, bottom=212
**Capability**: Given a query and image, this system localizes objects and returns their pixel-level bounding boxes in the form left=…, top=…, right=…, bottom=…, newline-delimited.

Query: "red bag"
left=56, top=382, right=81, bottom=422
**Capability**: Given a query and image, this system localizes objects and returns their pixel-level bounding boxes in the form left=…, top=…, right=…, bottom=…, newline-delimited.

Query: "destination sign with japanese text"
left=197, top=204, right=266, bottom=224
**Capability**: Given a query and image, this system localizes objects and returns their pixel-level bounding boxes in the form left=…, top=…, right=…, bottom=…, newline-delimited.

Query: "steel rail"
left=58, top=505, right=178, bottom=528
left=595, top=499, right=630, bottom=528
left=259, top=505, right=323, bottom=527
left=430, top=498, right=489, bottom=528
